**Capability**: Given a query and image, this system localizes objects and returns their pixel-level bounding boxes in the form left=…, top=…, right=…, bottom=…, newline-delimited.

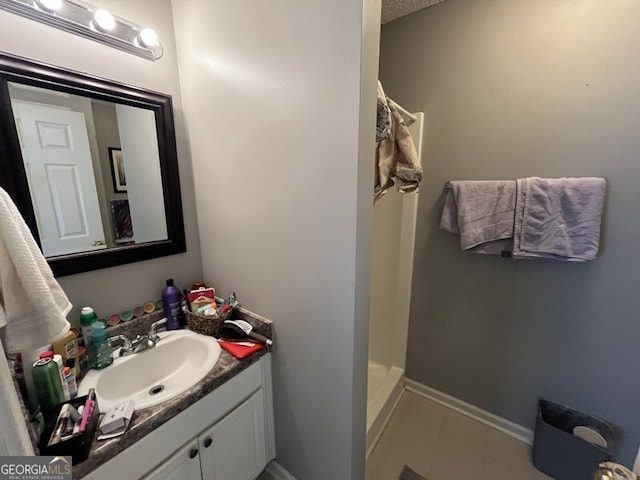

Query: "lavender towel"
left=513, top=177, right=606, bottom=262
left=440, top=180, right=517, bottom=255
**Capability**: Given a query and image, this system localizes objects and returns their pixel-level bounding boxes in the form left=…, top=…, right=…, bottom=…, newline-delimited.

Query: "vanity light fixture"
left=35, top=0, right=62, bottom=12
left=92, top=8, right=115, bottom=32
left=138, top=27, right=159, bottom=49
left=0, top=0, right=163, bottom=61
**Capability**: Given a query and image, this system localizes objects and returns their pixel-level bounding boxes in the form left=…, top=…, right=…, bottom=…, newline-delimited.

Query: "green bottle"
left=32, top=358, right=64, bottom=425
left=87, top=323, right=113, bottom=370
left=80, top=306, right=98, bottom=343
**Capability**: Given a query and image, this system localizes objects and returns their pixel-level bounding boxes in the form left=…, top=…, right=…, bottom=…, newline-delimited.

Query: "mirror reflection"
left=0, top=52, right=185, bottom=277
left=8, top=82, right=167, bottom=258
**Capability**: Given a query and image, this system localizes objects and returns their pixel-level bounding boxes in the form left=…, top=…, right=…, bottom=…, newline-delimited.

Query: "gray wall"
left=381, top=0, right=640, bottom=465
left=92, top=100, right=124, bottom=247
left=0, top=0, right=202, bottom=325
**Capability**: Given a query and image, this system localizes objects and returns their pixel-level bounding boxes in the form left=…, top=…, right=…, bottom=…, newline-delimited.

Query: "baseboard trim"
left=265, top=460, right=297, bottom=480
left=366, top=367, right=405, bottom=457
left=405, top=379, right=534, bottom=444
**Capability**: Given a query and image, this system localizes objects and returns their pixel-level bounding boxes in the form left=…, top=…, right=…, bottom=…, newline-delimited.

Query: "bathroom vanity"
left=78, top=352, right=275, bottom=480
left=64, top=308, right=276, bottom=480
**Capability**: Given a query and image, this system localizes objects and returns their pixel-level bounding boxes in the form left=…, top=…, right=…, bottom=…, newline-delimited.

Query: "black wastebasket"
left=532, top=399, right=615, bottom=480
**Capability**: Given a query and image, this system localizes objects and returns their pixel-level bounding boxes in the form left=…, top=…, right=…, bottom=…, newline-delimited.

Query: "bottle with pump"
left=80, top=306, right=98, bottom=343
left=162, top=278, right=186, bottom=330
left=87, top=323, right=113, bottom=370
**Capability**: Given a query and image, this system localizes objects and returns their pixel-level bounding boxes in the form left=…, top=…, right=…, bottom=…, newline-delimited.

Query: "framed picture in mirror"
left=109, top=147, right=127, bottom=193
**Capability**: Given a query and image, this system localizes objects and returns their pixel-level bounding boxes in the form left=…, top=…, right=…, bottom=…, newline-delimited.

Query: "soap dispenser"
left=87, top=323, right=113, bottom=370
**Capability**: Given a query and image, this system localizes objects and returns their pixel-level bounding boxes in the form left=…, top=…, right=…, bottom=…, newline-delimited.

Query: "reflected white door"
left=12, top=101, right=106, bottom=256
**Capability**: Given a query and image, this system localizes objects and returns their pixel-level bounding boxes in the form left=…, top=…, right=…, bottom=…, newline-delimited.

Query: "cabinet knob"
left=204, top=438, right=212, bottom=448
left=189, top=448, right=199, bottom=459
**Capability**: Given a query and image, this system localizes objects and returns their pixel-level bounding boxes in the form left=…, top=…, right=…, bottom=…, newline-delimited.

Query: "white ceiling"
left=381, top=0, right=446, bottom=23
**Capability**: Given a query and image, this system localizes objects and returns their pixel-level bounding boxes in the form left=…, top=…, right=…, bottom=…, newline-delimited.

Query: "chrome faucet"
left=148, top=317, right=167, bottom=343
left=108, top=334, right=133, bottom=355
left=109, top=318, right=168, bottom=357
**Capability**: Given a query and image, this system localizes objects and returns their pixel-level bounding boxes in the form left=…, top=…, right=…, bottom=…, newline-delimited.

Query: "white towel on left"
left=0, top=187, right=71, bottom=353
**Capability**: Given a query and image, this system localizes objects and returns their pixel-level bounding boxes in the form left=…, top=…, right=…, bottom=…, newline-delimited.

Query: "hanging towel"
left=512, top=177, right=606, bottom=262
left=376, top=81, right=392, bottom=143
left=440, top=180, right=517, bottom=255
left=0, top=187, right=71, bottom=354
left=375, top=103, right=422, bottom=201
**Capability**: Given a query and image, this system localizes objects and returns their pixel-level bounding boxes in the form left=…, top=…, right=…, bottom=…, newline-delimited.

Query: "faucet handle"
left=149, top=318, right=168, bottom=342
left=109, top=334, right=133, bottom=355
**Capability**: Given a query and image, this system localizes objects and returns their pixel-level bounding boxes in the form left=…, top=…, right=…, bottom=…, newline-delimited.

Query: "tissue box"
left=99, top=400, right=135, bottom=434
left=188, top=287, right=216, bottom=310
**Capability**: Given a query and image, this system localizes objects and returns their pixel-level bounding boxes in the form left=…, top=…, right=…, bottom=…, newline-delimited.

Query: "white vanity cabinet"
left=84, top=355, right=275, bottom=480
left=142, top=440, right=202, bottom=480
left=144, top=389, right=267, bottom=480
left=197, top=389, right=267, bottom=480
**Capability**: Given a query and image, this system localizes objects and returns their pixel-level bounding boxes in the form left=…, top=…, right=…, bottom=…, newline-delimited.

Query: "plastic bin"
left=532, top=399, right=615, bottom=480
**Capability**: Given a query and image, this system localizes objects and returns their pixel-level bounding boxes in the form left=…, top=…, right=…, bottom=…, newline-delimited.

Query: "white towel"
left=513, top=177, right=606, bottom=262
left=0, top=187, right=71, bottom=353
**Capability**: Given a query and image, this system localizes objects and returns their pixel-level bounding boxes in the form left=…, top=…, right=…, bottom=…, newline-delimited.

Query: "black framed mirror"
left=0, top=52, right=185, bottom=276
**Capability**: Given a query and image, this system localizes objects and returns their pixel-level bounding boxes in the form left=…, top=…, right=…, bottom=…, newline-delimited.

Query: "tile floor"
left=366, top=391, right=554, bottom=480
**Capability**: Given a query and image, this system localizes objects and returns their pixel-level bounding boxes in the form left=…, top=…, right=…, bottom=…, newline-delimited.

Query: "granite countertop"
left=71, top=308, right=272, bottom=479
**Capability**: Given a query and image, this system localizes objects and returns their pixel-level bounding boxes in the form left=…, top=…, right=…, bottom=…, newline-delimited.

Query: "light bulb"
left=36, top=0, right=62, bottom=12
left=138, top=28, right=158, bottom=48
left=93, top=9, right=115, bottom=32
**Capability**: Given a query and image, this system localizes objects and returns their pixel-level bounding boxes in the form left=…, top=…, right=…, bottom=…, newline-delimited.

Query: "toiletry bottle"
left=52, top=329, right=79, bottom=378
left=162, top=278, right=186, bottom=330
left=22, top=346, right=52, bottom=413
left=53, top=354, right=71, bottom=401
left=32, top=358, right=64, bottom=425
left=38, top=351, right=70, bottom=401
left=63, top=366, right=77, bottom=399
left=80, top=306, right=98, bottom=344
left=87, top=323, right=113, bottom=370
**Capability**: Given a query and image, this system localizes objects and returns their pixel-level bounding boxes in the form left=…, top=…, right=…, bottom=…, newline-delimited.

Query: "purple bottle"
left=162, top=278, right=186, bottom=330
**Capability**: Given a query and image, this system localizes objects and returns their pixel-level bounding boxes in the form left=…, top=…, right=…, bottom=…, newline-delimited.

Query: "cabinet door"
left=142, top=439, right=202, bottom=480
left=198, top=389, right=267, bottom=480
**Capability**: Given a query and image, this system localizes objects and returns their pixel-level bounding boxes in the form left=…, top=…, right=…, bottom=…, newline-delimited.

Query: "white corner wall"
left=172, top=0, right=380, bottom=478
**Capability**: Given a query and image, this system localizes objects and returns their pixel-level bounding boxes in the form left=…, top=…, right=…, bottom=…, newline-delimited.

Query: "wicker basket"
left=185, top=310, right=224, bottom=337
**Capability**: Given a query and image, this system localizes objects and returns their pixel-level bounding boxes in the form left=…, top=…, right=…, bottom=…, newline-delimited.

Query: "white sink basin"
left=77, top=329, right=221, bottom=413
